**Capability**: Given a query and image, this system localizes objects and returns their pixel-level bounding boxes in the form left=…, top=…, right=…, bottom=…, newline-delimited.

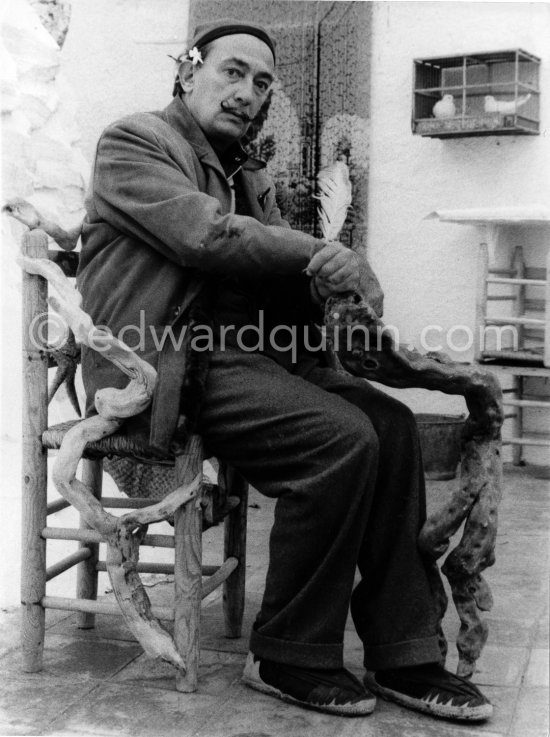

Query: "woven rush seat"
left=43, top=420, right=175, bottom=465
left=43, top=420, right=179, bottom=500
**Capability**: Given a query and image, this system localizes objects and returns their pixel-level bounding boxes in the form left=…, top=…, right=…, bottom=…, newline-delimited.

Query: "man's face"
left=182, top=34, right=275, bottom=148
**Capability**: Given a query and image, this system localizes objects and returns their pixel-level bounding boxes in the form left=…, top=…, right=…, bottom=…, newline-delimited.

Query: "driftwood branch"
left=325, top=295, right=503, bottom=677
left=5, top=198, right=81, bottom=251
left=18, top=254, right=198, bottom=674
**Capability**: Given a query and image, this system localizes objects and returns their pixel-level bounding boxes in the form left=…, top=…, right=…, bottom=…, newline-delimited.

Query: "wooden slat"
left=46, top=549, right=91, bottom=581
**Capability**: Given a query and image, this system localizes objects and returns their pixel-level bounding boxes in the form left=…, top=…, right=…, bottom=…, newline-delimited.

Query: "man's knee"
left=331, top=408, right=380, bottom=460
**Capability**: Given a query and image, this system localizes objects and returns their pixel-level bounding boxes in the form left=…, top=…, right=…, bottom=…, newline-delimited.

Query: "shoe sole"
left=242, top=662, right=376, bottom=717
left=364, top=672, right=493, bottom=722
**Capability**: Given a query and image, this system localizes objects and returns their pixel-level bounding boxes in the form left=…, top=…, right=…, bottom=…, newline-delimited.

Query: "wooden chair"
left=20, top=229, right=248, bottom=692
left=475, top=242, right=550, bottom=464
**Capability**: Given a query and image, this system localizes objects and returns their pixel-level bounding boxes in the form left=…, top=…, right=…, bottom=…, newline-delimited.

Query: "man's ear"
left=177, top=59, right=195, bottom=93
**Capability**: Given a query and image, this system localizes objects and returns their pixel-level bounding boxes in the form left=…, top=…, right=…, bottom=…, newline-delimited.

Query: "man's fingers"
left=307, top=243, right=341, bottom=274
left=326, top=263, right=355, bottom=284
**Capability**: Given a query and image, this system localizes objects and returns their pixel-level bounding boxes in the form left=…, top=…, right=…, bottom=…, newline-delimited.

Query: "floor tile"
left=111, top=649, right=243, bottom=694
left=0, top=633, right=142, bottom=681
left=523, top=648, right=549, bottom=687
left=44, top=681, right=219, bottom=737
left=0, top=673, right=98, bottom=736
left=445, top=644, right=530, bottom=686
left=509, top=685, right=549, bottom=737
left=195, top=681, right=360, bottom=737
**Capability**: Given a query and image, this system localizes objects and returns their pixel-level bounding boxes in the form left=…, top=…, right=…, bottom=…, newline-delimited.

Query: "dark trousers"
left=197, top=345, right=446, bottom=671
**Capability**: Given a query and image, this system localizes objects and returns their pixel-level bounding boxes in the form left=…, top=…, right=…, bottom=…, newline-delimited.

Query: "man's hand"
left=307, top=241, right=360, bottom=299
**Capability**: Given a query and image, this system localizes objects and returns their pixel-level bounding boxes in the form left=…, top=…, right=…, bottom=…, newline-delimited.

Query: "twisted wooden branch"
left=5, top=198, right=81, bottom=251
left=325, top=295, right=503, bottom=677
left=18, top=254, right=198, bottom=674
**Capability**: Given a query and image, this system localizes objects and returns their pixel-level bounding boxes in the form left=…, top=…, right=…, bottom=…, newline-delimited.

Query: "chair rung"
left=95, top=561, right=220, bottom=576
left=42, top=527, right=175, bottom=548
left=201, top=557, right=238, bottom=598
left=101, top=497, right=167, bottom=509
left=46, top=548, right=92, bottom=581
left=487, top=277, right=546, bottom=286
left=505, top=437, right=550, bottom=447
left=41, top=559, right=239, bottom=618
left=504, top=398, right=550, bottom=408
left=42, top=595, right=175, bottom=620
left=484, top=316, right=545, bottom=326
left=47, top=496, right=189, bottom=514
left=47, top=498, right=71, bottom=515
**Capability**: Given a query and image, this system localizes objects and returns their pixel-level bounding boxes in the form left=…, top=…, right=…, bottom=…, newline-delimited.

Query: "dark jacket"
left=78, top=96, right=324, bottom=454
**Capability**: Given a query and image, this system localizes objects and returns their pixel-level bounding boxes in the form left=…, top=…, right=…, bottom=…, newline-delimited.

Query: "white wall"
left=61, top=0, right=190, bottom=161
left=367, top=1, right=550, bottom=461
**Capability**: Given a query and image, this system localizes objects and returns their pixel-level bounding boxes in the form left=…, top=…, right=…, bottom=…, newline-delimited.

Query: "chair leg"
left=20, top=441, right=47, bottom=672
left=512, top=375, right=524, bottom=465
left=76, top=458, right=103, bottom=628
left=21, top=231, right=49, bottom=672
left=174, top=435, right=203, bottom=693
left=221, top=465, right=248, bottom=638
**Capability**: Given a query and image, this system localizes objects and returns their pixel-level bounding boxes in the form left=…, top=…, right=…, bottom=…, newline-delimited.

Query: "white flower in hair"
left=188, top=47, right=203, bottom=66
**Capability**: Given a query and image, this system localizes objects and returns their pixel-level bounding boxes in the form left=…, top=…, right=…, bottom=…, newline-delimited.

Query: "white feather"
left=316, top=159, right=352, bottom=241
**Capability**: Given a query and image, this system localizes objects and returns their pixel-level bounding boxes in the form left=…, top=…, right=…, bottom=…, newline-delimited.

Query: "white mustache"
left=220, top=101, right=253, bottom=122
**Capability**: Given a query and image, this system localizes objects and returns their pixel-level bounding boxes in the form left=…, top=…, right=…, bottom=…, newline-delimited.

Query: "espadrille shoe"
left=364, top=663, right=493, bottom=721
left=242, top=652, right=376, bottom=716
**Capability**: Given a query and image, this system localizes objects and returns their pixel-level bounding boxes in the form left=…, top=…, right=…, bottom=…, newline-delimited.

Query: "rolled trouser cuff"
left=364, top=634, right=443, bottom=671
left=250, top=629, right=343, bottom=669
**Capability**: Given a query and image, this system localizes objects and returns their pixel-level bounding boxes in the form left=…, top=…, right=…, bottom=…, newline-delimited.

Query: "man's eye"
left=226, top=68, right=242, bottom=78
left=256, top=81, right=269, bottom=93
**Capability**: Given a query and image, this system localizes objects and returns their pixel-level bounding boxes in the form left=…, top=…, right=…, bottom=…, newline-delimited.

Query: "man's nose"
left=233, top=76, right=254, bottom=105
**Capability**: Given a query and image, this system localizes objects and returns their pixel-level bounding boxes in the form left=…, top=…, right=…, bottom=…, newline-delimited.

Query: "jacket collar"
left=161, top=95, right=249, bottom=180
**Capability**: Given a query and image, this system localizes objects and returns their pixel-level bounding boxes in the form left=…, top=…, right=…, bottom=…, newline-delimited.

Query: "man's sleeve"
left=91, top=117, right=321, bottom=276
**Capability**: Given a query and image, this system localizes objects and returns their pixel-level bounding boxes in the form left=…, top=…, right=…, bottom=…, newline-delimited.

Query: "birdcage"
left=412, top=49, right=540, bottom=138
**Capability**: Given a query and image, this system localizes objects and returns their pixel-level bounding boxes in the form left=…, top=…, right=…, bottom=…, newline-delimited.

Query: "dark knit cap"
left=192, top=18, right=276, bottom=62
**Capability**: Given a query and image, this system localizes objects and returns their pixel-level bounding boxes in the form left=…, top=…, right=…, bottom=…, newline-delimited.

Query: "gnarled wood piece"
left=325, top=295, right=503, bottom=677
left=5, top=199, right=81, bottom=251
left=47, top=330, right=81, bottom=416
left=18, top=254, right=196, bottom=674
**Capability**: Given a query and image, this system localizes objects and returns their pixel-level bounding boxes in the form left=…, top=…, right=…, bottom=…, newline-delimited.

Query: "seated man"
left=77, top=18, right=492, bottom=721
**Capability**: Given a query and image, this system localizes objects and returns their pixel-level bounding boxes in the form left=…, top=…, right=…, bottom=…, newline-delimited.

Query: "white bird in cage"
left=484, top=93, right=531, bottom=114
left=432, top=94, right=456, bottom=119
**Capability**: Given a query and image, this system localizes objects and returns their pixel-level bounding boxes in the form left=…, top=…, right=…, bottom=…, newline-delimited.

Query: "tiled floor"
left=0, top=464, right=548, bottom=736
